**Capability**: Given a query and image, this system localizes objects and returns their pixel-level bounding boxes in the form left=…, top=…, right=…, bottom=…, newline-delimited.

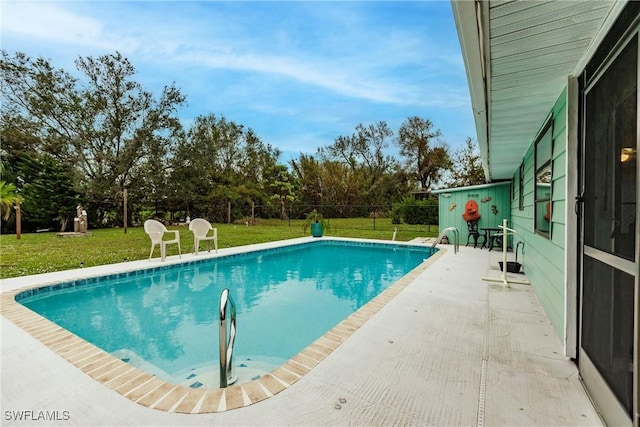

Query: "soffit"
left=483, top=0, right=616, bottom=180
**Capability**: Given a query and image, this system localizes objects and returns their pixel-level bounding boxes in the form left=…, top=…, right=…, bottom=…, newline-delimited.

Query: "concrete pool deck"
left=1, top=237, right=603, bottom=426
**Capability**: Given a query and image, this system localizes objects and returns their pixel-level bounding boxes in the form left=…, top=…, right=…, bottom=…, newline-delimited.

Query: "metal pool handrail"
left=431, top=227, right=459, bottom=254
left=219, top=288, right=237, bottom=388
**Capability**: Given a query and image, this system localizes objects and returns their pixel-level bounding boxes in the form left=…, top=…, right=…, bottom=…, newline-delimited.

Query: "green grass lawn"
left=0, top=218, right=439, bottom=279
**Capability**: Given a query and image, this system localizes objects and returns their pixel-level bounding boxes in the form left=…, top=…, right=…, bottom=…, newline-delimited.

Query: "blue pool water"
left=18, top=240, right=435, bottom=387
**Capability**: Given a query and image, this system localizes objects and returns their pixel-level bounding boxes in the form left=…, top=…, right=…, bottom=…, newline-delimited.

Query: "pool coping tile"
left=224, top=385, right=245, bottom=410
left=114, top=372, right=157, bottom=395
left=284, top=360, right=311, bottom=377
left=271, top=366, right=300, bottom=386
left=301, top=346, right=327, bottom=362
left=173, top=388, right=207, bottom=414
left=241, top=380, right=269, bottom=404
left=257, top=373, right=286, bottom=396
left=95, top=363, right=136, bottom=384
left=126, top=377, right=166, bottom=402
left=198, top=388, right=224, bottom=413
left=136, top=382, right=176, bottom=407
left=106, top=369, right=148, bottom=391
left=291, top=352, right=319, bottom=369
left=153, top=387, right=189, bottom=411
left=85, top=358, right=123, bottom=377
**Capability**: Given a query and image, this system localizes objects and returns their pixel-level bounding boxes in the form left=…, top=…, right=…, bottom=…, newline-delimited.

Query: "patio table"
left=480, top=228, right=502, bottom=251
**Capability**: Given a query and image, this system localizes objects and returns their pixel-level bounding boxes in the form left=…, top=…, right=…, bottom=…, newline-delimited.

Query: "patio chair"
left=144, top=219, right=181, bottom=261
left=189, top=218, right=218, bottom=255
left=465, top=220, right=483, bottom=248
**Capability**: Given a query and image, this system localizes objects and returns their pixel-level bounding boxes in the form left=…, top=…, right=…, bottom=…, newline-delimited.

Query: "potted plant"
left=303, top=209, right=328, bottom=237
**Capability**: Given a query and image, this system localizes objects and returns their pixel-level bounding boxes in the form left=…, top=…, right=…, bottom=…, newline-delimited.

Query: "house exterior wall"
left=510, top=88, right=568, bottom=340
left=434, top=182, right=511, bottom=247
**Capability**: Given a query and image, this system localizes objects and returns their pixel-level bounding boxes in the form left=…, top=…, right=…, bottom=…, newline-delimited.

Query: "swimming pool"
left=4, top=237, right=442, bottom=413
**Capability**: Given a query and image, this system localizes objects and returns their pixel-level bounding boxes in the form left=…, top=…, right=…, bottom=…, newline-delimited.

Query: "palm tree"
left=0, top=181, right=23, bottom=220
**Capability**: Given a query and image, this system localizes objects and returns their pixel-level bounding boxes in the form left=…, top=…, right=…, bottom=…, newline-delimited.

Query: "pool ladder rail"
left=431, top=227, right=459, bottom=254
left=219, top=288, right=237, bottom=388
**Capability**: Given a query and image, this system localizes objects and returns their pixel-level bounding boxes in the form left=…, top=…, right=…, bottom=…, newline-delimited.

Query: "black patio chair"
left=466, top=220, right=483, bottom=248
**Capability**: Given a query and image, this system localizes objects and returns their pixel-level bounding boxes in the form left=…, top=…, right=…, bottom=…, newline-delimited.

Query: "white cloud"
left=174, top=46, right=462, bottom=109
left=1, top=1, right=476, bottom=153
left=3, top=2, right=465, bottom=108
left=1, top=2, right=116, bottom=50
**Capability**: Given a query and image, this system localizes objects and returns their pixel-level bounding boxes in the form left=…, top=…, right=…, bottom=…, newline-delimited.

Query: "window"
left=534, top=119, right=553, bottom=236
left=518, top=163, right=524, bottom=211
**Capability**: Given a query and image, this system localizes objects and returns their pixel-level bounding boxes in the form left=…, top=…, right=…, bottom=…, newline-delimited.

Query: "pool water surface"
left=17, top=240, right=436, bottom=390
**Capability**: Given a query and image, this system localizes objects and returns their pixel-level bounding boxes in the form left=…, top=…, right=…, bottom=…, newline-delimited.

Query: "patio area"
left=1, top=238, right=603, bottom=426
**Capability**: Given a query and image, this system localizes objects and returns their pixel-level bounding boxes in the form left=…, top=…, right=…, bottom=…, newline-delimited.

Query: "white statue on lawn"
left=75, top=205, right=88, bottom=233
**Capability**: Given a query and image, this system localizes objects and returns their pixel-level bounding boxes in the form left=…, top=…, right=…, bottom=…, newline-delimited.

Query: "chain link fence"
left=220, top=203, right=440, bottom=233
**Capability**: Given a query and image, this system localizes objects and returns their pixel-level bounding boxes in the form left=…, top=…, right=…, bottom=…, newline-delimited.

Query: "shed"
left=432, top=182, right=512, bottom=248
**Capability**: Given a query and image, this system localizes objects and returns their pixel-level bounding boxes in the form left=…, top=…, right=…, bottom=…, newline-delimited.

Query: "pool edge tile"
left=241, top=380, right=269, bottom=405
left=257, top=374, right=287, bottom=396
left=153, top=386, right=189, bottom=411
left=173, top=388, right=207, bottom=414
left=126, top=377, right=166, bottom=403
left=224, top=385, right=245, bottom=411
left=271, top=366, right=300, bottom=386
left=136, top=382, right=175, bottom=408
left=198, top=388, right=224, bottom=413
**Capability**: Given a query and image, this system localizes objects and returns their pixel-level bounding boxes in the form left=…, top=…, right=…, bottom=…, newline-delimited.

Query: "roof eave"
left=451, top=0, right=491, bottom=181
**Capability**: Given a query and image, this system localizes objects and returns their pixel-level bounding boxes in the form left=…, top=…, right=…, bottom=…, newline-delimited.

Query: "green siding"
left=509, top=88, right=568, bottom=340
left=435, top=182, right=512, bottom=247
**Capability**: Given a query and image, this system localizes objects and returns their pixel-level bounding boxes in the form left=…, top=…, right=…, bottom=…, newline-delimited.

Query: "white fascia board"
left=450, top=0, right=491, bottom=180
left=432, top=181, right=510, bottom=194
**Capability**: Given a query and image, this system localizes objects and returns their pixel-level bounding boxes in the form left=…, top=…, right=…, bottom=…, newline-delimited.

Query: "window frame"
left=533, top=118, right=553, bottom=238
left=518, top=163, right=524, bottom=211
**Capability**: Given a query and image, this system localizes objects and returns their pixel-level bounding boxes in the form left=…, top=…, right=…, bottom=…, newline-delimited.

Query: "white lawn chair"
left=189, top=218, right=218, bottom=254
left=144, top=219, right=181, bottom=261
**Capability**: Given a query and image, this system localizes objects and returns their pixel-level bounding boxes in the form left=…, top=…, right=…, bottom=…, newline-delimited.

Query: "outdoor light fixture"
left=620, top=147, right=636, bottom=163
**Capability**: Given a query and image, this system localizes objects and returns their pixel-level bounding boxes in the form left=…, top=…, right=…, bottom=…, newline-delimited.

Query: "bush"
left=393, top=197, right=438, bottom=225
left=391, top=208, right=402, bottom=224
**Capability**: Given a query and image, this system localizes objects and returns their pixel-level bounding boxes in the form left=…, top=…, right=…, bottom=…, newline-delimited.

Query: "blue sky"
left=1, top=1, right=475, bottom=163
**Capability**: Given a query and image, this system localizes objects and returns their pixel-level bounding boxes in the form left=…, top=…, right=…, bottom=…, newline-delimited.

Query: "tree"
left=18, top=154, right=78, bottom=231
left=317, top=160, right=361, bottom=217
left=1, top=51, right=186, bottom=225
left=0, top=112, right=45, bottom=163
left=0, top=51, right=80, bottom=159
left=73, top=52, right=185, bottom=222
left=290, top=154, right=323, bottom=211
left=167, top=114, right=283, bottom=222
left=320, top=122, right=394, bottom=174
left=0, top=181, right=22, bottom=221
left=319, top=121, right=396, bottom=206
left=265, top=164, right=296, bottom=220
left=396, top=116, right=451, bottom=191
left=447, top=137, right=485, bottom=187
